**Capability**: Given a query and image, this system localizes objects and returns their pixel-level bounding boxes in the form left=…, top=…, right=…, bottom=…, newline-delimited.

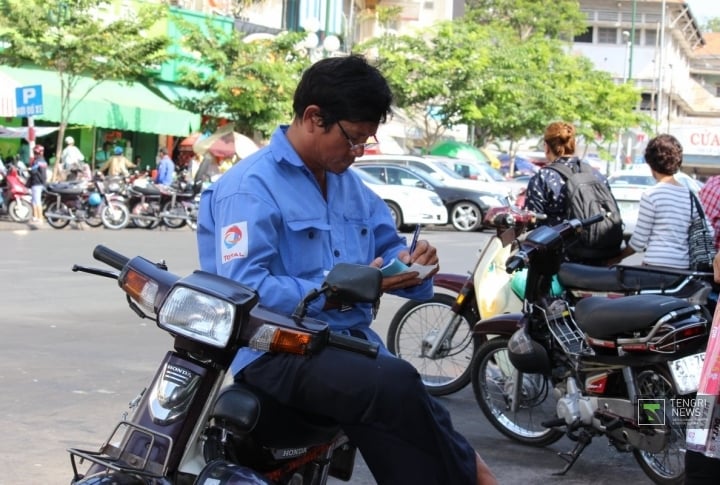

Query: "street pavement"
left=0, top=223, right=652, bottom=484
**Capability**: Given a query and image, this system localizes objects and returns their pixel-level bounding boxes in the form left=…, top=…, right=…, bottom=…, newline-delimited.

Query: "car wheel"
left=450, top=201, right=482, bottom=232
left=385, top=201, right=403, bottom=230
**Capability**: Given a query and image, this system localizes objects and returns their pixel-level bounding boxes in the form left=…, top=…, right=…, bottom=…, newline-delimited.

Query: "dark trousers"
left=240, top=347, right=477, bottom=485
left=685, top=450, right=720, bottom=484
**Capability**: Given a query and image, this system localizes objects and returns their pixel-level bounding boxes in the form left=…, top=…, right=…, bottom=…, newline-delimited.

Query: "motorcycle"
left=128, top=171, right=201, bottom=230
left=68, top=245, right=381, bottom=485
left=0, top=162, right=32, bottom=223
left=388, top=206, right=714, bottom=396
left=470, top=214, right=708, bottom=484
left=44, top=174, right=130, bottom=230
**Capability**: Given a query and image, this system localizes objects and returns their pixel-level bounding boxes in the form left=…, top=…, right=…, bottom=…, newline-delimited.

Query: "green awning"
left=0, top=65, right=201, bottom=136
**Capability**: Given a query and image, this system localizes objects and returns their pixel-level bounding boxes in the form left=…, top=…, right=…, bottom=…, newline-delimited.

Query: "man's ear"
left=302, top=105, right=325, bottom=132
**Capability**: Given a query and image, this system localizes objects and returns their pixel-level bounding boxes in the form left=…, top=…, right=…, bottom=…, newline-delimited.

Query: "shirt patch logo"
left=221, top=221, right=248, bottom=263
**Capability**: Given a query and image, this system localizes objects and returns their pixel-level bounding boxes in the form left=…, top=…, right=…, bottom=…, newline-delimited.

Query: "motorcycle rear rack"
left=540, top=301, right=595, bottom=357
left=68, top=421, right=173, bottom=479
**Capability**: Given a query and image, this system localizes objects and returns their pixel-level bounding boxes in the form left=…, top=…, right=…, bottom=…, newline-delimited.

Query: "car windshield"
left=352, top=167, right=385, bottom=185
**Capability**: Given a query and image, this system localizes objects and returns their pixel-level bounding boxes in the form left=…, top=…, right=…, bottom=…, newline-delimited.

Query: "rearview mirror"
left=324, top=263, right=382, bottom=303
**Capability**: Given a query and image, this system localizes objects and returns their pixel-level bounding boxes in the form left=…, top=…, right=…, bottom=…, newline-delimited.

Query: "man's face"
left=308, top=117, right=379, bottom=175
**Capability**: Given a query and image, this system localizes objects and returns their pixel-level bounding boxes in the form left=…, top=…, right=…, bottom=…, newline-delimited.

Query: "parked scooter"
left=470, top=214, right=707, bottom=484
left=0, top=162, right=32, bottom=222
left=68, top=245, right=381, bottom=485
left=128, top=171, right=201, bottom=230
left=388, top=206, right=715, bottom=396
left=44, top=174, right=129, bottom=230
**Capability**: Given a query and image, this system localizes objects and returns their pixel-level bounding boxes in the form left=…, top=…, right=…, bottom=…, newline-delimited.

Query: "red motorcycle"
left=0, top=163, right=32, bottom=223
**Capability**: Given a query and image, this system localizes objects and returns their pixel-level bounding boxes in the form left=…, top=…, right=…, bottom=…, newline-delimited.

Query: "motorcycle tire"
left=101, top=201, right=130, bottom=230
left=470, top=337, right=564, bottom=446
left=632, top=367, right=686, bottom=485
left=45, top=201, right=71, bottom=229
left=84, top=205, right=104, bottom=228
left=161, top=200, right=187, bottom=229
left=387, top=293, right=476, bottom=396
left=131, top=202, right=160, bottom=229
left=8, top=199, right=32, bottom=223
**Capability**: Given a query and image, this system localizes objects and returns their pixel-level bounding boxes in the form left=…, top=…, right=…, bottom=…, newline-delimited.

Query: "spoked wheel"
left=470, top=337, right=564, bottom=446
left=387, top=294, right=475, bottom=396
left=84, top=205, right=103, bottom=227
left=101, top=201, right=130, bottom=230
left=44, top=201, right=71, bottom=229
left=161, top=200, right=187, bottom=229
left=131, top=202, right=160, bottom=229
left=632, top=368, right=686, bottom=485
left=8, top=199, right=32, bottom=222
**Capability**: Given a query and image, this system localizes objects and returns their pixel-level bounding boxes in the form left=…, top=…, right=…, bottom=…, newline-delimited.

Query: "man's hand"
left=371, top=239, right=439, bottom=292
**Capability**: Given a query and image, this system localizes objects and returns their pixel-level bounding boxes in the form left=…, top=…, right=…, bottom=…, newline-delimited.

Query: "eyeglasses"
left=337, top=121, right=378, bottom=154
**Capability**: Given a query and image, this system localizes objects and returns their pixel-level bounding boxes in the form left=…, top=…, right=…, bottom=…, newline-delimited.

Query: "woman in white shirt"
left=617, top=134, right=697, bottom=268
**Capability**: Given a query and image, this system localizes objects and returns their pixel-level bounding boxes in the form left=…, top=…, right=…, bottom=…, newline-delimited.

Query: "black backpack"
left=547, top=160, right=624, bottom=262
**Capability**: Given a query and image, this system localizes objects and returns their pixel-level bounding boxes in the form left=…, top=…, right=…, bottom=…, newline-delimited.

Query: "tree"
left=172, top=16, right=307, bottom=139
left=465, top=0, right=587, bottom=40
left=0, top=0, right=170, bottom=178
left=358, top=1, right=650, bottom=162
left=704, top=17, right=720, bottom=33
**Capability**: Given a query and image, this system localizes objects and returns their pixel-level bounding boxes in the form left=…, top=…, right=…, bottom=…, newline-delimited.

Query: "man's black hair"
left=292, top=54, right=393, bottom=128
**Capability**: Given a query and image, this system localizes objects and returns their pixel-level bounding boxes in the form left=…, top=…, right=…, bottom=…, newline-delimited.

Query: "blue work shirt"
left=197, top=126, right=433, bottom=375
left=155, top=155, right=175, bottom=185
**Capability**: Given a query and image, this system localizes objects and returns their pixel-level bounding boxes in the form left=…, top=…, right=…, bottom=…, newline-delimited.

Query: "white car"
left=351, top=167, right=448, bottom=232
left=608, top=165, right=703, bottom=234
left=432, top=157, right=527, bottom=203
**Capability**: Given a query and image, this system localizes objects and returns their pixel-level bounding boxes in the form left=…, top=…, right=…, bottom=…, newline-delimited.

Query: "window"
left=716, top=84, right=720, bottom=97
left=361, top=166, right=386, bottom=182
left=574, top=27, right=593, bottom=43
left=597, top=28, right=617, bottom=44
left=645, top=29, right=657, bottom=46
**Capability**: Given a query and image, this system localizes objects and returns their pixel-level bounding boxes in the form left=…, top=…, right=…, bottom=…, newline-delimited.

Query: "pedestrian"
left=27, top=144, right=47, bottom=224
left=523, top=121, right=623, bottom=265
left=196, top=55, right=497, bottom=485
left=61, top=136, right=85, bottom=174
left=154, top=147, right=175, bottom=186
left=99, top=146, right=135, bottom=178
left=699, top=174, right=720, bottom=250
left=614, top=134, right=704, bottom=268
left=95, top=142, right=111, bottom=165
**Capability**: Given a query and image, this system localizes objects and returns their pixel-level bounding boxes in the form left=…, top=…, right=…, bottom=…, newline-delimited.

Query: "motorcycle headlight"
left=158, top=287, right=235, bottom=348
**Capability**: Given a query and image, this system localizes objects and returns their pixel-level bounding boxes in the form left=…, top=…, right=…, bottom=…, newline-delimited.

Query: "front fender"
left=433, top=272, right=467, bottom=293
left=472, top=312, right=523, bottom=344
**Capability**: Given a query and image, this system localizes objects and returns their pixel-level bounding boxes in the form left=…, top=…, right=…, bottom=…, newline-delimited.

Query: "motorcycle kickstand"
left=553, top=429, right=593, bottom=476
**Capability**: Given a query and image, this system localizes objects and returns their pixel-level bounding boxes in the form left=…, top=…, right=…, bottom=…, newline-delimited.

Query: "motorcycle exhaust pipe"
left=44, top=213, right=76, bottom=221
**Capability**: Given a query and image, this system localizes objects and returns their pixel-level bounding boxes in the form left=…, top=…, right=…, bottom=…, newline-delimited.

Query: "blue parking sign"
left=15, top=85, right=44, bottom=117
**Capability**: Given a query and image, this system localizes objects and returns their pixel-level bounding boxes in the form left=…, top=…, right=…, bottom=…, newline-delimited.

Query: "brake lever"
left=72, top=264, right=119, bottom=280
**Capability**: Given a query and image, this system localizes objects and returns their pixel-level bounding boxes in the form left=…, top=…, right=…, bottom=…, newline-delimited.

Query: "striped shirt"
left=628, top=182, right=691, bottom=268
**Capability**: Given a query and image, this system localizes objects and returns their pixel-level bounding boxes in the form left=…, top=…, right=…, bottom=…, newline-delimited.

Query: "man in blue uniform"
left=196, top=55, right=496, bottom=485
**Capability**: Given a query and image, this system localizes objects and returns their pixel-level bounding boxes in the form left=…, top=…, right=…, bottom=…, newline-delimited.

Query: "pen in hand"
left=409, top=224, right=421, bottom=254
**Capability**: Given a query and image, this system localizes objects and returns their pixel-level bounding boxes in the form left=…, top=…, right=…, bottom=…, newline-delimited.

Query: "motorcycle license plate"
left=669, top=352, right=705, bottom=394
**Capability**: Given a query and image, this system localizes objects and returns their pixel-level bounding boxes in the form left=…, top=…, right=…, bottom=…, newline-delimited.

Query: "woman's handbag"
left=688, top=191, right=716, bottom=271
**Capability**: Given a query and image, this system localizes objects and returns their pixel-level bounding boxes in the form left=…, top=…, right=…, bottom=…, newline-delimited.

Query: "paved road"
left=0, top=222, right=652, bottom=484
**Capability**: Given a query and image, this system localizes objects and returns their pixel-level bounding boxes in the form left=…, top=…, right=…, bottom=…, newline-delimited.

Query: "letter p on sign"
left=15, top=85, right=44, bottom=117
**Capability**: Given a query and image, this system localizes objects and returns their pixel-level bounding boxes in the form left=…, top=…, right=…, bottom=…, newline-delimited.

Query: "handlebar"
left=504, top=213, right=608, bottom=274
left=93, top=245, right=130, bottom=270
left=328, top=333, right=379, bottom=357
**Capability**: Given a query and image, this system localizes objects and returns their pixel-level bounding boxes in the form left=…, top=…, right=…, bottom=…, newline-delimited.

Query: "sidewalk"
left=0, top=218, right=50, bottom=231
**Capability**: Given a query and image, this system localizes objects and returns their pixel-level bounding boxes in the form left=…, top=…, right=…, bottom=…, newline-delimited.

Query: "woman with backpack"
left=524, top=121, right=624, bottom=266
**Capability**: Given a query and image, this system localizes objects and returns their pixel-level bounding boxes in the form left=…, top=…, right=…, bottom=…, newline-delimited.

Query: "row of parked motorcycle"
left=0, top=160, right=201, bottom=230
left=64, top=206, right=716, bottom=485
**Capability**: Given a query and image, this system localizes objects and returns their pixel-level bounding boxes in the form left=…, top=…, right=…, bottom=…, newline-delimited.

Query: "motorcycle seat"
left=212, top=382, right=341, bottom=448
left=574, top=294, right=692, bottom=339
left=558, top=263, right=688, bottom=293
left=131, top=185, right=162, bottom=196
left=45, top=183, right=85, bottom=195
